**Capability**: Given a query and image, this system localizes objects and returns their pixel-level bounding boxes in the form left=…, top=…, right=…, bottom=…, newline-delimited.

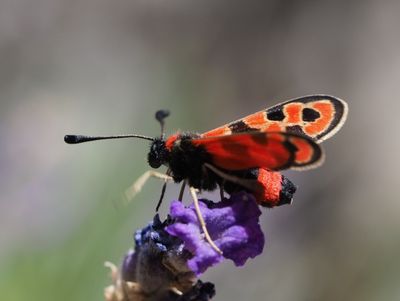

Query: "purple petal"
left=166, top=192, right=265, bottom=275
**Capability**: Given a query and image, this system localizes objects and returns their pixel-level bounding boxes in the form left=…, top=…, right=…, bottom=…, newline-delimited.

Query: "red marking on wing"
left=284, top=103, right=303, bottom=124
left=304, top=101, right=334, bottom=136
left=193, top=132, right=321, bottom=171
left=265, top=122, right=284, bottom=132
left=193, top=132, right=292, bottom=170
left=202, top=110, right=270, bottom=137
left=289, top=136, right=314, bottom=164
left=202, top=126, right=231, bottom=138
left=242, top=111, right=267, bottom=127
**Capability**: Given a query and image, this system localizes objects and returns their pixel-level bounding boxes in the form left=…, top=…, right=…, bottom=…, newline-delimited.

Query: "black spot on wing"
left=266, top=108, right=285, bottom=121
left=285, top=125, right=305, bottom=136
left=302, top=108, right=320, bottom=122
left=229, top=120, right=256, bottom=133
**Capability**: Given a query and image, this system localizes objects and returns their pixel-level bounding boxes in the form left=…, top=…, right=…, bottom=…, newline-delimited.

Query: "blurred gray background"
left=1, top=0, right=399, bottom=300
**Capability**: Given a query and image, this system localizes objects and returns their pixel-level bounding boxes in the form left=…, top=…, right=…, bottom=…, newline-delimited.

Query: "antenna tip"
left=64, top=135, right=80, bottom=144
left=155, top=110, right=170, bottom=122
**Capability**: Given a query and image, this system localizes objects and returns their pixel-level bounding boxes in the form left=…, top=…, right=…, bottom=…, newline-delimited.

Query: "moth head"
left=148, top=138, right=169, bottom=169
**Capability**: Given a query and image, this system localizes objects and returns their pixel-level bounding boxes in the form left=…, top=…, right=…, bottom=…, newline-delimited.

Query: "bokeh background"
left=1, top=1, right=399, bottom=300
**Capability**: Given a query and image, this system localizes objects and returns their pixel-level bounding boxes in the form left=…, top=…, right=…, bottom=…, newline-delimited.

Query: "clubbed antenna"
left=155, top=110, right=170, bottom=138
left=64, top=134, right=154, bottom=144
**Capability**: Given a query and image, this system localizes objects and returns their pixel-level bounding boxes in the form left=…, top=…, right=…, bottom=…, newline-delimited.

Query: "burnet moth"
left=65, top=94, right=348, bottom=253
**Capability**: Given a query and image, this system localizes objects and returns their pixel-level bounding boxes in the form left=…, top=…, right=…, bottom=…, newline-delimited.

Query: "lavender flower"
left=166, top=192, right=265, bottom=275
left=105, top=215, right=215, bottom=301
left=104, top=192, right=264, bottom=300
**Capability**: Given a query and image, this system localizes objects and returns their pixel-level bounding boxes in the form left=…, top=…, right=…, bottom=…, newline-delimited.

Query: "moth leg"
left=169, top=287, right=183, bottom=296
left=219, top=181, right=225, bottom=201
left=155, top=181, right=168, bottom=212
left=189, top=187, right=223, bottom=255
left=124, top=170, right=173, bottom=203
left=155, top=169, right=174, bottom=211
left=204, top=163, right=258, bottom=192
left=178, top=180, right=186, bottom=202
left=104, top=261, right=141, bottom=301
left=104, top=261, right=119, bottom=285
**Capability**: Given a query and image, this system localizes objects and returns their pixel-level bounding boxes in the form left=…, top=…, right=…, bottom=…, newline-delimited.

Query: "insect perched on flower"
left=65, top=94, right=348, bottom=253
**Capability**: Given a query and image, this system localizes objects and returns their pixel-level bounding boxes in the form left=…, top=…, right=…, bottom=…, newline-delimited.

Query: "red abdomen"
left=253, top=169, right=297, bottom=208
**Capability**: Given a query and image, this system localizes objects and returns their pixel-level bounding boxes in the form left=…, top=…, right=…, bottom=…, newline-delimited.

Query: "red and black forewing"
left=192, top=131, right=323, bottom=171
left=202, top=95, right=348, bottom=143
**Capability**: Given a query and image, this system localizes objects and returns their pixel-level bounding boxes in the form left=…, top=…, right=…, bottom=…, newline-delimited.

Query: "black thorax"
left=166, top=133, right=219, bottom=190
